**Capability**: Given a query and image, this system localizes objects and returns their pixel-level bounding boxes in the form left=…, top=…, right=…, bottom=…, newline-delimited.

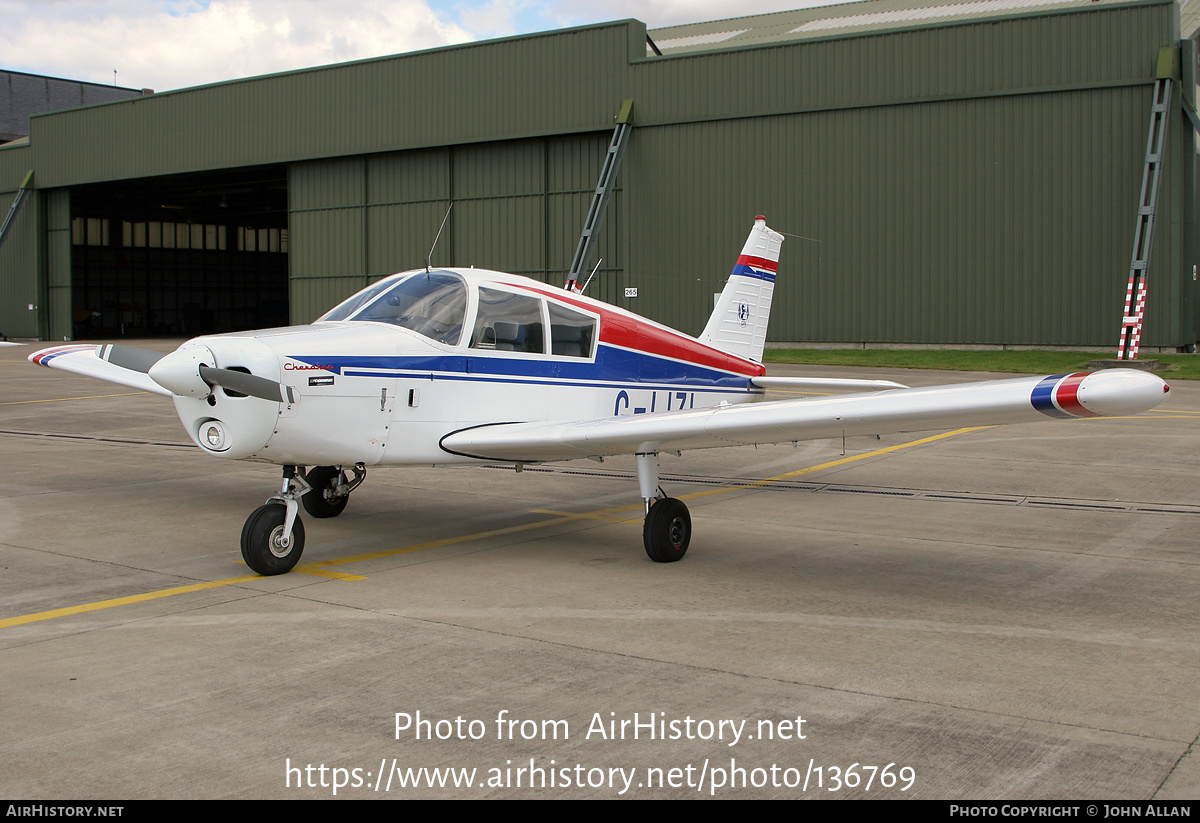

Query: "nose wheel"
left=241, top=465, right=310, bottom=575
left=241, top=502, right=306, bottom=575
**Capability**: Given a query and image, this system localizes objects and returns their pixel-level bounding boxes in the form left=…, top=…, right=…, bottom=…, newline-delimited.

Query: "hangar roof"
left=0, top=0, right=1177, bottom=191
left=1181, top=0, right=1200, bottom=38
left=648, top=0, right=1171, bottom=54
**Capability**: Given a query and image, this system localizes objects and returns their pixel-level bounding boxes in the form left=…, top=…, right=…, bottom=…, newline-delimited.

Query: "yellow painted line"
left=1081, top=414, right=1199, bottom=421
left=293, top=510, right=636, bottom=570
left=232, top=558, right=367, bottom=581
left=0, top=426, right=988, bottom=629
left=291, top=566, right=368, bottom=581
left=677, top=427, right=995, bottom=501
left=0, top=392, right=150, bottom=406
left=533, top=509, right=644, bottom=525
left=0, top=574, right=260, bottom=630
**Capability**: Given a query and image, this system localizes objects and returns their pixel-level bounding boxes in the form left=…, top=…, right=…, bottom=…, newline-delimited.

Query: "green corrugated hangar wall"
left=0, top=1, right=1195, bottom=348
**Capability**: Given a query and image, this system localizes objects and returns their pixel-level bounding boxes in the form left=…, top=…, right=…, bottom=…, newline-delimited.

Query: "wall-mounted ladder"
left=565, top=99, right=633, bottom=293
left=0, top=170, right=34, bottom=254
left=1117, top=76, right=1172, bottom=360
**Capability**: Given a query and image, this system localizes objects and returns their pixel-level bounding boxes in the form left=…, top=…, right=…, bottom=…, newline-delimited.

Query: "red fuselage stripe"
left=509, top=282, right=765, bottom=377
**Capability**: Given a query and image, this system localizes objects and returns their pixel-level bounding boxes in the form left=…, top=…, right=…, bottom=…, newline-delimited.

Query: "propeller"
left=198, top=364, right=294, bottom=404
left=138, top=345, right=293, bottom=403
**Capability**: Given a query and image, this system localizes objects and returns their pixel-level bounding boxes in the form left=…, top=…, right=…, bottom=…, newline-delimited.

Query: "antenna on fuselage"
left=579, top=258, right=603, bottom=295
left=426, top=203, right=453, bottom=274
left=565, top=259, right=603, bottom=294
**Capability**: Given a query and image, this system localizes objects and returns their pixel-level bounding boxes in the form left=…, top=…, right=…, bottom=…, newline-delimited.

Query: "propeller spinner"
left=112, top=344, right=290, bottom=402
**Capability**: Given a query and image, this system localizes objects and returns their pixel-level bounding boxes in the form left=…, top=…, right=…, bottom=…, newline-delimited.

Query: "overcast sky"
left=0, top=0, right=851, bottom=92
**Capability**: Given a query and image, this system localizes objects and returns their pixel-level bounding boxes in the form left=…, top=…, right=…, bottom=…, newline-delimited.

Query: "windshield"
left=318, top=276, right=401, bottom=322
left=321, top=272, right=468, bottom=345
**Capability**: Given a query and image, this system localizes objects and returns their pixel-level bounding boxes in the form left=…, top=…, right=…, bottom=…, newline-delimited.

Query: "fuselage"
left=170, top=268, right=768, bottom=466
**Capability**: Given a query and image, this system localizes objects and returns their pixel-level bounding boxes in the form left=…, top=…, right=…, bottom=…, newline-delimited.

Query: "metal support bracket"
left=635, top=451, right=662, bottom=515
left=266, top=466, right=312, bottom=544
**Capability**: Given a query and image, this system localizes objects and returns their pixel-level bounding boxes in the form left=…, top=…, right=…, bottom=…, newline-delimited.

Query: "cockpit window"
left=318, top=276, right=399, bottom=322
left=548, top=302, right=596, bottom=358
left=470, top=288, right=545, bottom=354
left=326, top=272, right=467, bottom=345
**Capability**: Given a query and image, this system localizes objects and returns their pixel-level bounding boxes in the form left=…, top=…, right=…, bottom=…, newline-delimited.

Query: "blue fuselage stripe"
left=289, top=344, right=755, bottom=391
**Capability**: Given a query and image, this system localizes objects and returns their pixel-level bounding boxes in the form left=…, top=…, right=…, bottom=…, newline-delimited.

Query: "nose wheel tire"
left=643, top=497, right=690, bottom=563
left=302, top=465, right=350, bottom=518
left=241, top=503, right=305, bottom=575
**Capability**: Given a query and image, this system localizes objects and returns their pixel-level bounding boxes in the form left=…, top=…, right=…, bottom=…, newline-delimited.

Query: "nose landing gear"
left=240, top=463, right=366, bottom=575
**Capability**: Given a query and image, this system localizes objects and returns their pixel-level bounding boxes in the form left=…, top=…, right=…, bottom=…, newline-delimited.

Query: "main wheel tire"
left=643, top=497, right=691, bottom=563
left=302, top=466, right=350, bottom=518
left=241, top=503, right=305, bottom=575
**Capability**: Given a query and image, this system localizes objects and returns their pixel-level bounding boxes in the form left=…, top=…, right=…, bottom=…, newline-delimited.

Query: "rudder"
left=697, top=216, right=784, bottom=363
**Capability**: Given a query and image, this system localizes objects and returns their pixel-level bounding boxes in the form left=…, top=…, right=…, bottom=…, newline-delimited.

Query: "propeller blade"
left=97, top=344, right=166, bottom=374
left=198, top=365, right=294, bottom=404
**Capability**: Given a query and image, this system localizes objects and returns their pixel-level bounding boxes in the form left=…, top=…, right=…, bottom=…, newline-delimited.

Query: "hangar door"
left=68, top=166, right=288, bottom=339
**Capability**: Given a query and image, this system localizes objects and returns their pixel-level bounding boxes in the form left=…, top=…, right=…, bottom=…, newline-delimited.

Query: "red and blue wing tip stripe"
left=731, top=254, right=777, bottom=283
left=1030, top=373, right=1099, bottom=419
left=30, top=344, right=93, bottom=366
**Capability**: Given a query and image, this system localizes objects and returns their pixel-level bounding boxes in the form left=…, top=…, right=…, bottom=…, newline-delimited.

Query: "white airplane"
left=30, top=217, right=1171, bottom=575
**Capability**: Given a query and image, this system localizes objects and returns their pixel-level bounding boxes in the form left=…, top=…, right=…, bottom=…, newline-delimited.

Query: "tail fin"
left=697, top=215, right=784, bottom=363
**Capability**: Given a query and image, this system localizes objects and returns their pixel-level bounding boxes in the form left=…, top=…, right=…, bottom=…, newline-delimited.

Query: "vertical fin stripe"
left=735, top=254, right=778, bottom=273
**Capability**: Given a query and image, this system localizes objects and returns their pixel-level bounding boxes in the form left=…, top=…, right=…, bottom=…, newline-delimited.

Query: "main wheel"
left=302, top=466, right=350, bottom=518
left=643, top=497, right=691, bottom=563
left=241, top=503, right=305, bottom=575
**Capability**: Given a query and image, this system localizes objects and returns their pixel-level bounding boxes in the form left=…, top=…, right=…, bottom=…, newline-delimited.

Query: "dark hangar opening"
left=68, top=166, right=288, bottom=339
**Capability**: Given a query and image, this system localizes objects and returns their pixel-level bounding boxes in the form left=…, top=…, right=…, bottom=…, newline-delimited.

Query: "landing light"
left=200, top=420, right=229, bottom=451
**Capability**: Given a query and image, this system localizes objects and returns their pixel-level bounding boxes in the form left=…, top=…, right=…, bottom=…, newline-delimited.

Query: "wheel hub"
left=269, top=526, right=293, bottom=556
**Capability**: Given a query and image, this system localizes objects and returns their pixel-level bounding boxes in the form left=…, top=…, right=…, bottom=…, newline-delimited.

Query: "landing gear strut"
left=636, top=452, right=691, bottom=562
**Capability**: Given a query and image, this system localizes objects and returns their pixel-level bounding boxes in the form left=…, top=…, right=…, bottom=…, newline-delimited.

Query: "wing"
left=440, top=370, right=1170, bottom=462
left=749, top=376, right=908, bottom=392
left=29, top=344, right=173, bottom=397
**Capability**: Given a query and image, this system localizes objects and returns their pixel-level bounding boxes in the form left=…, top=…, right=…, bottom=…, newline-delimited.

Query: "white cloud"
left=0, top=0, right=858, bottom=91
left=539, top=0, right=850, bottom=30
left=0, top=0, right=475, bottom=90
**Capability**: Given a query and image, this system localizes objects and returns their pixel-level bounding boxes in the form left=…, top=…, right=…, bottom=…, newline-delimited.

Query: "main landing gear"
left=239, top=463, right=366, bottom=575
left=637, top=452, right=691, bottom=563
